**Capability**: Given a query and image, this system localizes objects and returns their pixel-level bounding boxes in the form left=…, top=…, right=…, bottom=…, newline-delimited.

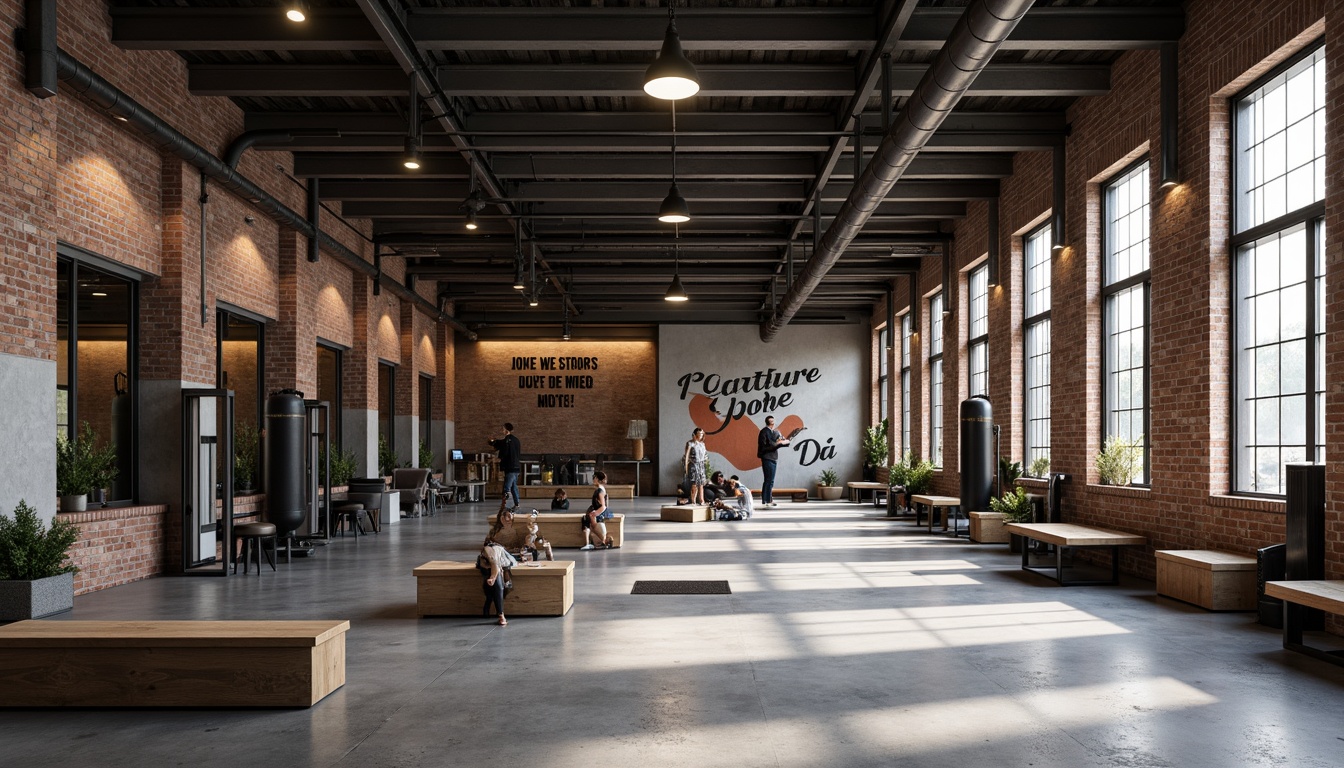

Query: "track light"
left=284, top=0, right=308, bottom=23
left=402, top=137, right=421, bottom=170
left=464, top=209, right=478, bottom=231
left=643, top=7, right=699, bottom=100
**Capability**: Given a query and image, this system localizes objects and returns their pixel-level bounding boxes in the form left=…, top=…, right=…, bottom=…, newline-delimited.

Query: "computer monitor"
left=450, top=449, right=465, bottom=462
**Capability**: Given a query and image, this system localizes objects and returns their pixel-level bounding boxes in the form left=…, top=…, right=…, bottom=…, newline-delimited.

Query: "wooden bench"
left=1005, top=523, right=1146, bottom=586
left=1156, top=550, right=1257, bottom=610
left=847, top=481, right=889, bottom=505
left=661, top=504, right=713, bottom=523
left=484, top=513, right=624, bottom=548
left=769, top=488, right=808, bottom=502
left=518, top=484, right=634, bottom=500
left=911, top=494, right=963, bottom=534
left=1264, top=580, right=1344, bottom=668
left=0, top=620, right=348, bottom=708
left=414, top=560, right=574, bottom=617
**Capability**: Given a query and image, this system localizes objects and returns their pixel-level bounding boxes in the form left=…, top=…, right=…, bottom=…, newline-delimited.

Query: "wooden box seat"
left=1155, top=550, right=1256, bottom=611
left=485, top=513, right=624, bottom=548
left=415, top=560, right=574, bottom=617
left=661, top=504, right=713, bottom=523
left=518, top=484, right=634, bottom=500
left=0, top=620, right=348, bottom=708
left=1005, top=523, right=1146, bottom=586
left=769, top=488, right=809, bottom=502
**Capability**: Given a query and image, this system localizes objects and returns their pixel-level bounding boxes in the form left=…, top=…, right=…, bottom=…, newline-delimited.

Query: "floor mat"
left=631, top=580, right=732, bottom=595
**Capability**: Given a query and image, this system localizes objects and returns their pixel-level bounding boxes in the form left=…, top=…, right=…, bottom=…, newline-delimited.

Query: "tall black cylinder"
left=265, top=389, right=307, bottom=536
left=959, top=397, right=994, bottom=514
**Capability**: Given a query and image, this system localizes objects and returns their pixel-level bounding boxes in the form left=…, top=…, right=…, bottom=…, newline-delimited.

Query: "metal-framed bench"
left=1264, top=580, right=1344, bottom=667
left=1004, top=523, right=1145, bottom=586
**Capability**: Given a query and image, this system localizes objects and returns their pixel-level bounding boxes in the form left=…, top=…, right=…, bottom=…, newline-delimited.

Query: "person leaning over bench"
left=477, top=540, right=518, bottom=626
left=580, top=471, right=619, bottom=550
left=488, top=506, right=554, bottom=562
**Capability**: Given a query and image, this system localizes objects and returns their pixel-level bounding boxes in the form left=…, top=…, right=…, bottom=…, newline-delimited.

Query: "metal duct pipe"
left=760, top=0, right=1032, bottom=342
left=49, top=47, right=476, bottom=340
left=22, top=1, right=57, bottom=97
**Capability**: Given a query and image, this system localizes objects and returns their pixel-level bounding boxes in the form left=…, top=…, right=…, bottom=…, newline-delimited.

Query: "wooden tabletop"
left=0, top=620, right=349, bottom=648
left=1155, top=549, right=1255, bottom=569
left=413, top=560, right=574, bottom=577
left=910, top=495, right=960, bottom=506
left=1004, top=523, right=1145, bottom=547
left=847, top=482, right=888, bottom=489
left=1265, top=580, right=1344, bottom=612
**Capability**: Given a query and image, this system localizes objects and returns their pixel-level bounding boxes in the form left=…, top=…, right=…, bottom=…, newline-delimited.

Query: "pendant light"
left=658, top=101, right=690, bottom=223
left=644, top=6, right=699, bottom=100
left=464, top=209, right=478, bottom=231
left=527, top=242, right=540, bottom=306
left=284, top=0, right=308, bottom=23
left=402, top=74, right=422, bottom=170
left=562, top=304, right=572, bottom=340
left=664, top=224, right=689, bottom=302
left=511, top=227, right=526, bottom=290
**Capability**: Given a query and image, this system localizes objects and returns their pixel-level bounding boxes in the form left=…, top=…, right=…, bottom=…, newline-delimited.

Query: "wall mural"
left=511, top=354, right=600, bottom=409
left=658, top=325, right=864, bottom=493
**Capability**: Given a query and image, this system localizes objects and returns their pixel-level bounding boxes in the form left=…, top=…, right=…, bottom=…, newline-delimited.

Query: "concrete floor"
left=3, top=498, right=1342, bottom=767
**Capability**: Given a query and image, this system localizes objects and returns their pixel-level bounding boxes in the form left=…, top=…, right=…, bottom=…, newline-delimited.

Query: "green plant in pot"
left=1096, top=434, right=1143, bottom=486
left=889, top=451, right=934, bottom=511
left=234, top=422, right=260, bottom=494
left=0, top=500, right=80, bottom=620
left=999, top=457, right=1022, bottom=492
left=378, top=434, right=398, bottom=478
left=860, top=419, right=889, bottom=482
left=419, top=439, right=436, bottom=472
left=319, top=444, right=358, bottom=488
left=989, top=486, right=1035, bottom=523
left=1028, top=456, right=1051, bottom=478
left=56, top=422, right=118, bottom=513
left=816, top=468, right=844, bottom=500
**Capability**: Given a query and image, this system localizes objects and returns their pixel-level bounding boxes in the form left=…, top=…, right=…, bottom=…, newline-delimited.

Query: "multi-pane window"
left=1233, top=44, right=1325, bottom=495
left=1024, top=226, right=1051, bottom=467
left=878, top=326, right=890, bottom=424
left=930, top=292, right=944, bottom=467
left=900, top=313, right=912, bottom=457
left=968, top=264, right=989, bottom=398
left=1103, top=161, right=1151, bottom=483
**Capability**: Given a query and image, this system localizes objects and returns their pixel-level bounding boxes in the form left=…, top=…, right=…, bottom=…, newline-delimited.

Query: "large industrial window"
left=378, top=361, right=397, bottom=469
left=316, top=341, right=343, bottom=449
left=217, top=307, right=265, bottom=494
left=419, top=373, right=434, bottom=465
left=929, top=292, right=944, bottom=468
left=1102, top=160, right=1151, bottom=483
left=1024, top=225, right=1051, bottom=468
left=900, top=313, right=912, bottom=457
left=1233, top=43, right=1325, bottom=496
left=56, top=254, right=138, bottom=504
left=877, top=326, right=890, bottom=424
left=967, top=263, right=989, bottom=398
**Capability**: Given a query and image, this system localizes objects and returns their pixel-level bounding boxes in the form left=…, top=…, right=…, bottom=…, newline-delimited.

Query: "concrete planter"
left=816, top=485, right=844, bottom=501
left=0, top=572, right=75, bottom=621
left=969, top=511, right=1010, bottom=543
left=59, top=494, right=87, bottom=513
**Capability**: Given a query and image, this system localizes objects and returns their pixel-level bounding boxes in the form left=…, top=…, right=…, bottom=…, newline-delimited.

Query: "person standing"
left=757, top=416, right=790, bottom=507
left=682, top=428, right=708, bottom=505
left=489, top=423, right=522, bottom=510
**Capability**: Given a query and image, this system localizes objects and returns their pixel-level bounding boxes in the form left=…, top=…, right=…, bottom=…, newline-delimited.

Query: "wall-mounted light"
left=643, top=6, right=699, bottom=101
left=1052, top=143, right=1066, bottom=252
left=1159, top=43, right=1180, bottom=189
left=284, top=0, right=308, bottom=23
left=987, top=197, right=1000, bottom=287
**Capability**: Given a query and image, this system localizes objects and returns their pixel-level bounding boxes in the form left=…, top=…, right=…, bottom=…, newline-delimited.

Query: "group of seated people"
left=675, top=471, right=754, bottom=520
left=477, top=471, right=622, bottom=626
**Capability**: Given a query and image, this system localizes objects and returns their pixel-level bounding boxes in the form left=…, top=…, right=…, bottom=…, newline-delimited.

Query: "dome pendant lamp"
left=664, top=225, right=689, bottom=302
left=643, top=6, right=700, bottom=101
left=658, top=101, right=690, bottom=223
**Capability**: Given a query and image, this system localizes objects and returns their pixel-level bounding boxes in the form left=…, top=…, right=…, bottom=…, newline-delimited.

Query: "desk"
left=600, top=459, right=651, bottom=496
left=910, top=494, right=963, bottom=535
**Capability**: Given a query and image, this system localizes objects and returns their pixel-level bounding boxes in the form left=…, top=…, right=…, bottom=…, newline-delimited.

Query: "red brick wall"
left=64, top=504, right=169, bottom=595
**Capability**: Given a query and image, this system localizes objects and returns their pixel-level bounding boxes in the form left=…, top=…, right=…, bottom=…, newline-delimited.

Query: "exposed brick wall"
left=64, top=504, right=169, bottom=595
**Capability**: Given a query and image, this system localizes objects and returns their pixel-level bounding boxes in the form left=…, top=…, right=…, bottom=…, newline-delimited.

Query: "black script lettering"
left=564, top=375, right=594, bottom=389
left=540, top=357, right=557, bottom=370
left=548, top=376, right=561, bottom=388
left=559, top=356, right=598, bottom=370
left=803, top=368, right=821, bottom=383
left=793, top=436, right=836, bottom=467
left=518, top=375, right=546, bottom=389
left=512, top=356, right=537, bottom=370
left=677, top=371, right=705, bottom=400
left=536, top=394, right=576, bottom=408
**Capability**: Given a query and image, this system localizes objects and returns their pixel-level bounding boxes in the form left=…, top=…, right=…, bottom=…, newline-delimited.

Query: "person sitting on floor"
left=712, top=477, right=754, bottom=520
left=550, top=488, right=570, bottom=510
left=704, top=471, right=731, bottom=504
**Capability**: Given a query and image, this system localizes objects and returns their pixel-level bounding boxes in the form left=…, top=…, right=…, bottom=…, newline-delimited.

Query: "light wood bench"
left=847, top=481, right=888, bottom=505
left=518, top=484, right=634, bottom=500
left=1264, top=580, right=1344, bottom=668
left=414, top=560, right=574, bottom=617
left=1005, top=523, right=1145, bottom=586
left=911, top=494, right=963, bottom=534
left=1156, top=550, right=1256, bottom=610
left=770, top=488, right=808, bottom=502
left=0, top=620, right=348, bottom=708
left=661, top=504, right=713, bottom=523
left=484, top=513, right=624, bottom=548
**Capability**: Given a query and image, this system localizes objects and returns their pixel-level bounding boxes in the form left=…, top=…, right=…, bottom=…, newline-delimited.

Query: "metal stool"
left=233, top=522, right=277, bottom=575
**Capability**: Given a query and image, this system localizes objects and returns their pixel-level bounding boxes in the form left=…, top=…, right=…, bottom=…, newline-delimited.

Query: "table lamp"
left=626, top=419, right=649, bottom=461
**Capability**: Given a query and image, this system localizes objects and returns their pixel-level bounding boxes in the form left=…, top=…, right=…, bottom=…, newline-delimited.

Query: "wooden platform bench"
left=847, top=481, right=889, bottom=505
left=769, top=488, right=808, bottom=502
left=484, top=513, right=624, bottom=548
left=1264, top=580, right=1344, bottom=668
left=1156, top=550, right=1256, bottom=610
left=0, top=620, right=349, bottom=708
left=1004, top=523, right=1145, bottom=586
left=414, top=560, right=574, bottom=617
left=518, top=484, right=634, bottom=500
left=661, top=504, right=713, bottom=523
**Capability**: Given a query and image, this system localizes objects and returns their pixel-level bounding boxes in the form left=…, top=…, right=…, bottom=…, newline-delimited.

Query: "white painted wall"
left=0, top=353, right=57, bottom=525
left=657, top=324, right=867, bottom=494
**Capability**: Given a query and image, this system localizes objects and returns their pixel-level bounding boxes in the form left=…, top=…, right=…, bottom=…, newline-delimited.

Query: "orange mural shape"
left=688, top=394, right=805, bottom=472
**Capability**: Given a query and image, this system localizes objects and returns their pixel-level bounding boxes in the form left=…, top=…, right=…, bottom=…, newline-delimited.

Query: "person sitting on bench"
left=488, top=507, right=553, bottom=562
left=477, top=540, right=518, bottom=626
left=580, top=471, right=618, bottom=550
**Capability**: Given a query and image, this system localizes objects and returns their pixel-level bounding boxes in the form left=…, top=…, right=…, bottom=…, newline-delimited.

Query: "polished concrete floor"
left=3, top=498, right=1343, bottom=767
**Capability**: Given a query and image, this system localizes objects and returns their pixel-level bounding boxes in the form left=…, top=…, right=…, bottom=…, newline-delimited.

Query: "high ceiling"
left=108, top=0, right=1184, bottom=333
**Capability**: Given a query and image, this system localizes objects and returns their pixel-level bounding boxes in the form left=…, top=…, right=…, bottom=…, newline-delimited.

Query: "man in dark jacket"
left=757, top=416, right=790, bottom=507
left=490, top=423, right=522, bottom=509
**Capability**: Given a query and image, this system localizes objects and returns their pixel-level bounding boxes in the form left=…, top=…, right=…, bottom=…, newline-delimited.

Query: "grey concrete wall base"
left=0, top=572, right=74, bottom=621
left=395, top=415, right=417, bottom=467
left=0, top=352, right=57, bottom=525
left=343, top=409, right=377, bottom=477
left=430, top=419, right=454, bottom=474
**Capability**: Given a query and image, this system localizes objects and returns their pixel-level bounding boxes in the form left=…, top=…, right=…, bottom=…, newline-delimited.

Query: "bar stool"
left=233, top=522, right=277, bottom=575
left=331, top=502, right=367, bottom=536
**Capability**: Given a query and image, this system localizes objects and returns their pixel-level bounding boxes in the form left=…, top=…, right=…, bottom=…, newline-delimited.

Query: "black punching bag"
left=960, top=396, right=994, bottom=514
left=265, top=389, right=307, bottom=536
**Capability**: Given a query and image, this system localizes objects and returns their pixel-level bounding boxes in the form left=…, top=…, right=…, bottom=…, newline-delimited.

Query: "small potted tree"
left=973, top=487, right=1033, bottom=545
left=1097, top=434, right=1143, bottom=486
left=860, top=419, right=889, bottom=482
left=0, top=500, right=80, bottom=620
left=816, top=468, right=844, bottom=501
left=234, top=422, right=260, bottom=495
left=1028, top=456, right=1050, bottom=479
left=56, top=422, right=117, bottom=513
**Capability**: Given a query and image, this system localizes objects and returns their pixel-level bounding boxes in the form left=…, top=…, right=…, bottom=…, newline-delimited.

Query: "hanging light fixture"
left=511, top=228, right=526, bottom=290
left=664, top=224, right=689, bottom=302
left=527, top=240, right=540, bottom=305
left=658, top=101, right=690, bottom=223
left=644, top=6, right=699, bottom=100
left=284, top=0, right=308, bottom=23
left=562, top=305, right=572, bottom=340
left=402, top=137, right=421, bottom=171
left=402, top=75, right=422, bottom=170
left=464, top=209, right=478, bottom=231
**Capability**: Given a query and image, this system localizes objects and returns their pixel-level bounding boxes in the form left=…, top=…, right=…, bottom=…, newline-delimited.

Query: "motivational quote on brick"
left=512, top=355, right=599, bottom=408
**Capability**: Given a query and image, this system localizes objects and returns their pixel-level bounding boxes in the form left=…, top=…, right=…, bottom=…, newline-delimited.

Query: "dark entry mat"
left=631, top=580, right=732, bottom=595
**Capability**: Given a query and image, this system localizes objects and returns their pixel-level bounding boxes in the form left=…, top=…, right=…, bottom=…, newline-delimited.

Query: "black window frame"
left=929, top=292, right=944, bottom=468
left=1023, top=224, right=1052, bottom=468
left=967, top=263, right=989, bottom=398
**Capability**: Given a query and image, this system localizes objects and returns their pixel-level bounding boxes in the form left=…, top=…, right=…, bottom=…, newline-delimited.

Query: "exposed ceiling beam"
left=342, top=200, right=966, bottom=220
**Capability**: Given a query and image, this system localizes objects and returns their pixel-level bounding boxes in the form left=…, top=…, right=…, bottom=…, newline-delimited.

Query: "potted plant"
left=816, top=468, right=843, bottom=500
left=999, top=457, right=1022, bottom=493
left=319, top=444, right=358, bottom=489
left=234, top=422, right=260, bottom=494
left=419, top=439, right=436, bottom=472
left=1028, top=456, right=1050, bottom=479
left=1096, top=434, right=1143, bottom=486
left=860, top=419, right=889, bottom=482
left=378, top=434, right=398, bottom=480
left=973, top=486, right=1034, bottom=545
left=888, top=451, right=934, bottom=513
left=0, top=500, right=80, bottom=620
left=56, top=422, right=117, bottom=513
